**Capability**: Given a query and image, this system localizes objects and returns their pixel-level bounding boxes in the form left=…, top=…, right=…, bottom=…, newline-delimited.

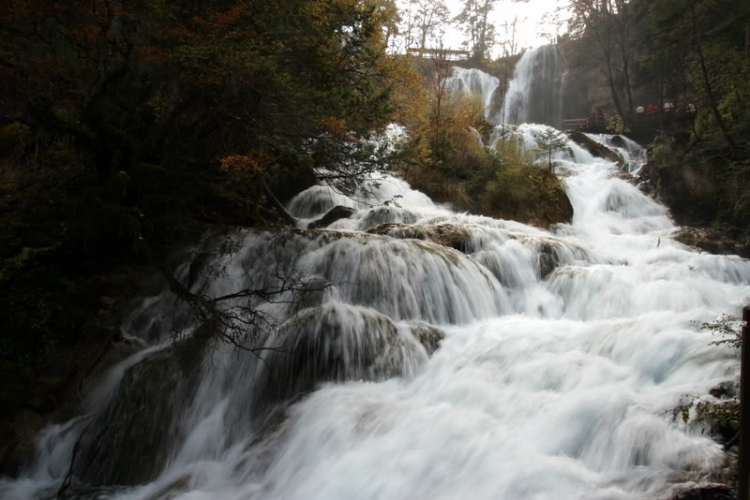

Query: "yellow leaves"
left=387, top=56, right=430, bottom=128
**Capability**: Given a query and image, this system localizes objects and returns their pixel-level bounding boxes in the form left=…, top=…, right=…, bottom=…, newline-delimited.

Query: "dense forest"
left=2, top=0, right=750, bottom=498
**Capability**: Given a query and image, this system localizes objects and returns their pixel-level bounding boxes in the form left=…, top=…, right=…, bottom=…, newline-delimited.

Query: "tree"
left=414, top=0, right=450, bottom=50
left=455, top=0, right=498, bottom=61
left=641, top=0, right=750, bottom=149
left=0, top=0, right=403, bottom=199
left=396, top=0, right=449, bottom=53
left=536, top=128, right=568, bottom=173
left=427, top=49, right=455, bottom=161
left=568, top=0, right=637, bottom=119
left=498, top=14, right=520, bottom=58
left=0, top=0, right=407, bottom=413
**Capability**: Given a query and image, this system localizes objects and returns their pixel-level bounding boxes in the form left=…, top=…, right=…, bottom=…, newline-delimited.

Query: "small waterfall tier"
left=503, top=44, right=566, bottom=127
left=445, top=67, right=502, bottom=123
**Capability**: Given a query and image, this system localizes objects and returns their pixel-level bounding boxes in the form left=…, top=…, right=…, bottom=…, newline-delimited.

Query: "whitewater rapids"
left=2, top=124, right=749, bottom=500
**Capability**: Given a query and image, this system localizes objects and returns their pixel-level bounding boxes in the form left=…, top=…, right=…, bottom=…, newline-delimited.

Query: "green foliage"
left=605, top=114, right=629, bottom=135
left=673, top=396, right=739, bottom=437
left=535, top=129, right=568, bottom=173
left=701, top=313, right=742, bottom=349
left=640, top=0, right=750, bottom=147
left=670, top=314, right=741, bottom=444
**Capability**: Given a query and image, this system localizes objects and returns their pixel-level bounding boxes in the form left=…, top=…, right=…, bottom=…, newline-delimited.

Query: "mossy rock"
left=484, top=169, right=574, bottom=228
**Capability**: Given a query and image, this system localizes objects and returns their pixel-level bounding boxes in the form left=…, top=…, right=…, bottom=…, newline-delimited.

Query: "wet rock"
left=308, top=205, right=357, bottom=229
left=610, top=172, right=634, bottom=182
left=710, top=381, right=737, bottom=399
left=74, top=350, right=189, bottom=486
left=671, top=485, right=734, bottom=500
left=253, top=304, right=424, bottom=413
left=359, top=206, right=420, bottom=231
left=566, top=130, right=623, bottom=165
left=609, top=135, right=628, bottom=149
left=538, top=241, right=559, bottom=279
left=74, top=325, right=211, bottom=486
left=673, top=226, right=750, bottom=259
left=368, top=223, right=471, bottom=251
left=410, top=323, right=445, bottom=355
left=512, top=236, right=592, bottom=280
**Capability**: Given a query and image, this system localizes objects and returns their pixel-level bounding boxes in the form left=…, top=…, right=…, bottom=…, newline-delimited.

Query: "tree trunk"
left=603, top=63, right=625, bottom=119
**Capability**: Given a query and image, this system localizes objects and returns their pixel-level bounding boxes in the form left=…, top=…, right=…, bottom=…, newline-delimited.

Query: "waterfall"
left=503, top=45, right=566, bottom=127
left=445, top=67, right=501, bottom=123
left=3, top=125, right=749, bottom=500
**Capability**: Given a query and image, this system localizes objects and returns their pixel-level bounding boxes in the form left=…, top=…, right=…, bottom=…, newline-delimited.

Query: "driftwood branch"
left=262, top=177, right=298, bottom=226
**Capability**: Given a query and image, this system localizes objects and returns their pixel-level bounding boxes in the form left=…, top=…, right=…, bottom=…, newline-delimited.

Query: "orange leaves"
left=319, top=117, right=360, bottom=142
left=219, top=152, right=275, bottom=178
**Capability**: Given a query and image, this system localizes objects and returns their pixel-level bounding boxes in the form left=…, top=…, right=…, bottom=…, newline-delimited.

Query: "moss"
left=404, top=129, right=573, bottom=228
left=484, top=167, right=573, bottom=227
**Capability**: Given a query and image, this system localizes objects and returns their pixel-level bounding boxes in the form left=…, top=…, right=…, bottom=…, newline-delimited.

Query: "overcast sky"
left=441, top=0, right=568, bottom=55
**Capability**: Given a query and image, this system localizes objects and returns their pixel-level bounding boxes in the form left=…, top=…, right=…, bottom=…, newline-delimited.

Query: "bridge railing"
left=562, top=118, right=591, bottom=130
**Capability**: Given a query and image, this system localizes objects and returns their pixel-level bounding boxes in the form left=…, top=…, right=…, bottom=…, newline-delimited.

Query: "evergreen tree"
left=536, top=129, right=568, bottom=174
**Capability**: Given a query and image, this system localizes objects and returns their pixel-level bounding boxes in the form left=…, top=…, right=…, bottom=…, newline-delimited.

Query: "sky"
left=441, top=0, right=569, bottom=55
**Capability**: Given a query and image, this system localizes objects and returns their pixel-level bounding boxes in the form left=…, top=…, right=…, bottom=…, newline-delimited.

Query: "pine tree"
left=536, top=129, right=568, bottom=174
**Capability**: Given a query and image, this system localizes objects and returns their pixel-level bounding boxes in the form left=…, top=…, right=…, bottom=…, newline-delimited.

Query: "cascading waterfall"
left=445, top=67, right=502, bottom=123
left=503, top=45, right=566, bottom=127
left=3, top=134, right=750, bottom=497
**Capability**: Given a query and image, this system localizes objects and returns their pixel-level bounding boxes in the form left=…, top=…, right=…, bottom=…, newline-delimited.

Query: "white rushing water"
left=503, top=45, right=566, bottom=127
left=2, top=124, right=749, bottom=500
left=446, top=67, right=501, bottom=123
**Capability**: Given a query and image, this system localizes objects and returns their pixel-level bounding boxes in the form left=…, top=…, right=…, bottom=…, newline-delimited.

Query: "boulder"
left=252, top=304, right=430, bottom=413
left=710, top=381, right=737, bottom=399
left=308, top=205, right=357, bottom=229
left=410, top=323, right=445, bottom=355
left=566, top=130, right=623, bottom=165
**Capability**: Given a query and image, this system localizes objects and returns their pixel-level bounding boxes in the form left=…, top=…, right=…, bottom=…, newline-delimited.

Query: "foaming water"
left=3, top=125, right=750, bottom=500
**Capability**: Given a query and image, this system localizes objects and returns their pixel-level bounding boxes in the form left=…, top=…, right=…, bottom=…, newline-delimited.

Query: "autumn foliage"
left=0, top=0, right=404, bottom=443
